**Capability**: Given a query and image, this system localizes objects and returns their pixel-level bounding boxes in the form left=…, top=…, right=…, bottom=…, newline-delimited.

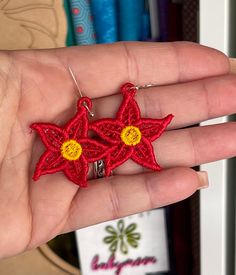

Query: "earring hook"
left=68, top=66, right=94, bottom=117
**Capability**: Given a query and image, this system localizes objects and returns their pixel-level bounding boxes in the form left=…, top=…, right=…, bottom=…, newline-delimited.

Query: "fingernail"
left=229, top=58, right=236, bottom=73
left=197, top=171, right=209, bottom=190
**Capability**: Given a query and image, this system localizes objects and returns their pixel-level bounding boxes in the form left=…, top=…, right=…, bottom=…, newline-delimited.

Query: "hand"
left=0, top=42, right=235, bottom=259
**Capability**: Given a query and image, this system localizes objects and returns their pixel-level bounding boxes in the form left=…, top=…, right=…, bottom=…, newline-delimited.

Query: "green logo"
left=103, top=220, right=141, bottom=255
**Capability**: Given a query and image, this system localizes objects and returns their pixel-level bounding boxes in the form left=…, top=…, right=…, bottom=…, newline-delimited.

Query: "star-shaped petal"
left=31, top=98, right=108, bottom=187
left=90, top=83, right=173, bottom=176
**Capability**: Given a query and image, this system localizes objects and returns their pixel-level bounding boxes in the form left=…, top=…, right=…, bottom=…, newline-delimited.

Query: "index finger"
left=57, top=42, right=229, bottom=98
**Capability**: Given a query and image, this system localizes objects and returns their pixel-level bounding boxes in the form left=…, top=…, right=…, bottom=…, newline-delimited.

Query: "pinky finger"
left=63, top=167, right=209, bottom=232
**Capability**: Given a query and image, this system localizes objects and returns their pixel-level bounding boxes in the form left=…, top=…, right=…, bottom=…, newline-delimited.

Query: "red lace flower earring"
left=31, top=69, right=109, bottom=187
left=90, top=83, right=173, bottom=176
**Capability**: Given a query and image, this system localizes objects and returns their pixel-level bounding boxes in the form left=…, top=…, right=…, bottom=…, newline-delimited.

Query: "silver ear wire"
left=68, top=66, right=94, bottom=117
left=135, top=83, right=155, bottom=90
left=68, top=66, right=83, bottom=98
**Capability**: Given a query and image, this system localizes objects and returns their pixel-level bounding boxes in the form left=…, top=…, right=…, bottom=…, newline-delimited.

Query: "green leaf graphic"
left=125, top=223, right=137, bottom=234
left=103, top=220, right=141, bottom=255
left=117, top=220, right=124, bottom=233
left=104, top=236, right=116, bottom=244
left=105, top=225, right=117, bottom=235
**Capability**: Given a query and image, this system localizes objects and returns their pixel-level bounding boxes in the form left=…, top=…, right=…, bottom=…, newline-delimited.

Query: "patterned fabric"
left=69, top=0, right=96, bottom=45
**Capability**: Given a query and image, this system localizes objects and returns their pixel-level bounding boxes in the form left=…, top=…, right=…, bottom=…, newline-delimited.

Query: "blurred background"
left=0, top=1, right=234, bottom=275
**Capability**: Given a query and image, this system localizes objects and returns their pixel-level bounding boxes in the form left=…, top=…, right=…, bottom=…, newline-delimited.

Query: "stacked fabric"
left=65, top=0, right=194, bottom=46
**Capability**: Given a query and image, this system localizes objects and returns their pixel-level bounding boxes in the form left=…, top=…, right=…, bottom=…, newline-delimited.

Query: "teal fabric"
left=118, top=0, right=144, bottom=41
left=90, top=0, right=118, bottom=43
left=69, top=0, right=96, bottom=45
left=63, top=0, right=76, bottom=46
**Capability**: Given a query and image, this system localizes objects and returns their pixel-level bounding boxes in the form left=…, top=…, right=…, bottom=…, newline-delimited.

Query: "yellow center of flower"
left=120, top=126, right=142, bottom=146
left=60, top=139, right=82, bottom=161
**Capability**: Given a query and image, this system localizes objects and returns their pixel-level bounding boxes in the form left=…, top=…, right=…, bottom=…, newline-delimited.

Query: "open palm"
left=0, top=42, right=235, bottom=259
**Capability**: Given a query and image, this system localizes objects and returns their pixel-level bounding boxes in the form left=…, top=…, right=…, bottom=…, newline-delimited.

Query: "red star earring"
left=31, top=69, right=173, bottom=186
left=90, top=82, right=173, bottom=176
left=31, top=68, right=109, bottom=187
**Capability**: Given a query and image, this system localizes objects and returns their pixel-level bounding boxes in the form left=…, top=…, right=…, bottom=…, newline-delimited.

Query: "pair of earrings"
left=31, top=69, right=173, bottom=187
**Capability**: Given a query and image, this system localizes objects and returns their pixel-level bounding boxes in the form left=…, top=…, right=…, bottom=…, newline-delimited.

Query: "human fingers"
left=55, top=41, right=229, bottom=98
left=92, top=74, right=236, bottom=129
left=15, top=42, right=229, bottom=127
left=112, top=122, right=236, bottom=175
left=63, top=167, right=208, bottom=231
left=0, top=54, right=21, bottom=162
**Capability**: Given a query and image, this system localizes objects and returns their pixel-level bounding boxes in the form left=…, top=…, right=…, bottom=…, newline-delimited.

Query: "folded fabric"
left=63, top=0, right=76, bottom=46
left=69, top=0, right=96, bottom=45
left=90, top=0, right=118, bottom=43
left=118, top=0, right=144, bottom=41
